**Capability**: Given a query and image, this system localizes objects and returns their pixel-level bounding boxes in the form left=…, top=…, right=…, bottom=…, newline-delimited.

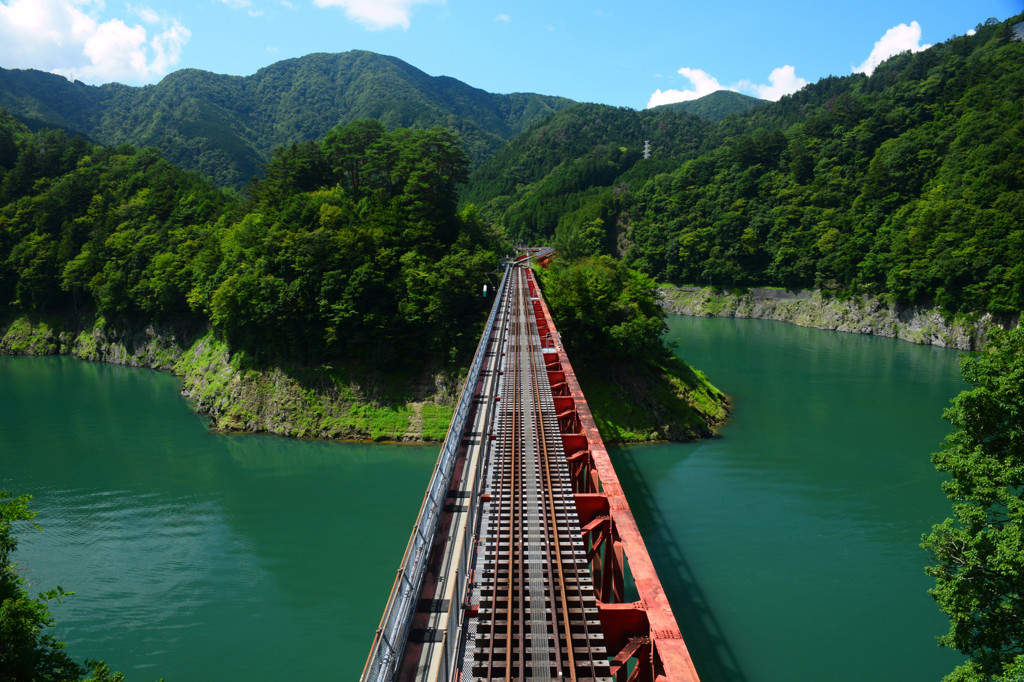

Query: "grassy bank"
left=173, top=332, right=457, bottom=441
left=574, top=351, right=729, bottom=443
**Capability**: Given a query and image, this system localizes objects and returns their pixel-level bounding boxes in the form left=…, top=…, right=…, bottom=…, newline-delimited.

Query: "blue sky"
left=1, top=0, right=1021, bottom=109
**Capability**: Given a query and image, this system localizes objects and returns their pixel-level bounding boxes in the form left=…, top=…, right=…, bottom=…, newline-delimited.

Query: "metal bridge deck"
left=362, top=257, right=701, bottom=682
left=467, top=266, right=609, bottom=680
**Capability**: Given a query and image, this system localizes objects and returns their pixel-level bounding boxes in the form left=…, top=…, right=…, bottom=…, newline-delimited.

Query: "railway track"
left=364, top=255, right=699, bottom=682
left=470, top=265, right=610, bottom=681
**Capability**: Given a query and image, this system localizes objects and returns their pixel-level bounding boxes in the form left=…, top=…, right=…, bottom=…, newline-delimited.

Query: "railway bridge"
left=362, top=255, right=700, bottom=682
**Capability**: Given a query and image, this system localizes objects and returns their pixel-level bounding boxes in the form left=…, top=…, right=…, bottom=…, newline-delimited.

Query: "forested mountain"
left=461, top=103, right=715, bottom=249
left=465, top=14, right=1024, bottom=315
left=0, top=51, right=573, bottom=188
left=0, top=110, right=500, bottom=366
left=655, top=90, right=767, bottom=121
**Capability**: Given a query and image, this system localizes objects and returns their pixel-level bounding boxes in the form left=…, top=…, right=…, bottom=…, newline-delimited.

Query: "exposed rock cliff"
left=660, top=286, right=1020, bottom=351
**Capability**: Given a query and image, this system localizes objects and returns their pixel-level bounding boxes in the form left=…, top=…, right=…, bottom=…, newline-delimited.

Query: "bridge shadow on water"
left=608, top=444, right=750, bottom=682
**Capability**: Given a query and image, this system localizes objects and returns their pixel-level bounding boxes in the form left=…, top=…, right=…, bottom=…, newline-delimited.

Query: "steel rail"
left=526, top=291, right=572, bottom=679
left=511, top=264, right=526, bottom=680
left=470, top=261, right=611, bottom=680
left=509, top=268, right=520, bottom=675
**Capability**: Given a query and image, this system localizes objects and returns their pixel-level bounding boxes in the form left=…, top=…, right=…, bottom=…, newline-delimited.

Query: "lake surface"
left=612, top=316, right=967, bottom=682
left=1, top=315, right=968, bottom=681
left=0, top=355, right=435, bottom=681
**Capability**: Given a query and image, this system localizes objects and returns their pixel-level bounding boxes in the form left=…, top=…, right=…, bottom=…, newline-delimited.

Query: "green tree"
left=553, top=217, right=605, bottom=261
left=0, top=491, right=130, bottom=681
left=537, top=256, right=666, bottom=361
left=323, top=119, right=386, bottom=194
left=922, top=327, right=1024, bottom=681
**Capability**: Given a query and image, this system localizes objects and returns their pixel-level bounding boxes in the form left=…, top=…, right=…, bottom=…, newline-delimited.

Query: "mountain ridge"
left=0, top=50, right=574, bottom=187
left=653, top=89, right=767, bottom=121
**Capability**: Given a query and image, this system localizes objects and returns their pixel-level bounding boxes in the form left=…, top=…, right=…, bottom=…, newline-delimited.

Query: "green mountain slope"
left=461, top=102, right=714, bottom=244
left=464, top=13, right=1024, bottom=316
left=654, top=89, right=767, bottom=121
left=0, top=51, right=573, bottom=188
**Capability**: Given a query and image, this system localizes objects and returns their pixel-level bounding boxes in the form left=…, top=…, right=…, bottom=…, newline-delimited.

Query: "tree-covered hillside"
left=462, top=103, right=715, bottom=248
left=0, top=51, right=573, bottom=188
left=654, top=90, right=767, bottom=122
left=0, top=111, right=501, bottom=367
left=465, top=14, right=1024, bottom=316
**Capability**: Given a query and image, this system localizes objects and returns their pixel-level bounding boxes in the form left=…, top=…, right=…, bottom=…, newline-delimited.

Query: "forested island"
left=1, top=11, right=1024, bottom=681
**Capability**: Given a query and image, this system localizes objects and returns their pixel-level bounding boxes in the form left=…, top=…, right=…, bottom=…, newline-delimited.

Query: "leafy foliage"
left=0, top=491, right=128, bottom=681
left=536, top=256, right=666, bottom=362
left=922, top=326, right=1024, bottom=681
left=0, top=52, right=573, bottom=188
left=0, top=117, right=502, bottom=369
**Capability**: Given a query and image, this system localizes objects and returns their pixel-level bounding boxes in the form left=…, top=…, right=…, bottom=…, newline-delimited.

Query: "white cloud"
left=735, top=65, right=807, bottom=101
left=148, top=17, right=189, bottom=74
left=218, top=0, right=251, bottom=8
left=313, top=0, right=441, bottom=30
left=853, top=21, right=932, bottom=76
left=647, top=64, right=806, bottom=108
left=647, top=67, right=724, bottom=107
left=129, top=5, right=161, bottom=24
left=495, top=13, right=510, bottom=23
left=0, top=0, right=189, bottom=84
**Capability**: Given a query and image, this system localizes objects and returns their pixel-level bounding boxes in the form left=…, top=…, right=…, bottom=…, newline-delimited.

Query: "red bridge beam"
left=524, top=267, right=701, bottom=682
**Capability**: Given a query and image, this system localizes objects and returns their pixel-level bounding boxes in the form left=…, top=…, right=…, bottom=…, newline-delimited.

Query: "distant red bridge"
left=362, top=254, right=700, bottom=682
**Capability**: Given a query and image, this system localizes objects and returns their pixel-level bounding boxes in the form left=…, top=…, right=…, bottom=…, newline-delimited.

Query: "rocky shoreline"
left=0, top=315, right=459, bottom=442
left=1, top=312, right=729, bottom=445
left=659, top=286, right=1020, bottom=350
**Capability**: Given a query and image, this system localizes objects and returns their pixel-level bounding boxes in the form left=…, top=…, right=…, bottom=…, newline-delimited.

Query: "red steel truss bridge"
left=362, top=256, right=701, bottom=682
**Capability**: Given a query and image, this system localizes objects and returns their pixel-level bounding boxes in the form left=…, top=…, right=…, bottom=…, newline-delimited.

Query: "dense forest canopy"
left=0, top=52, right=573, bottom=188
left=0, top=112, right=502, bottom=367
left=466, top=14, right=1024, bottom=315
left=461, top=103, right=716, bottom=249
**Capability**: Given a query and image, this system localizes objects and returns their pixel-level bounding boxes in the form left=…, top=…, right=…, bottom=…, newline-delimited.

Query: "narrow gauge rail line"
left=472, top=265, right=609, bottom=681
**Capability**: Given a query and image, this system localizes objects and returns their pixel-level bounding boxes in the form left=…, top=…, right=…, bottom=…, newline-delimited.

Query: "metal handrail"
left=360, top=263, right=511, bottom=682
